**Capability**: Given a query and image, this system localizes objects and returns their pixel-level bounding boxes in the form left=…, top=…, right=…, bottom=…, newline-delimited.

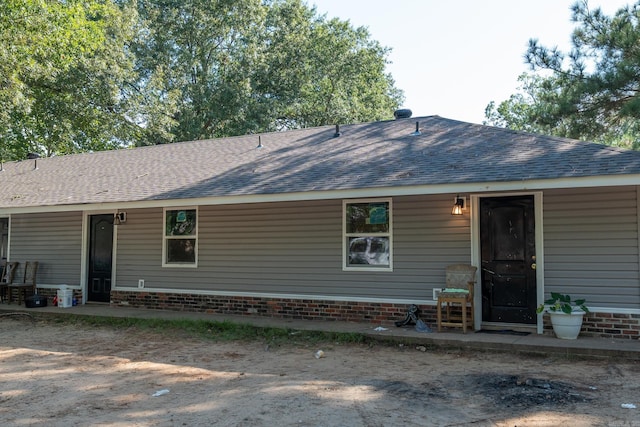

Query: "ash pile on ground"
left=467, top=374, right=594, bottom=408
left=360, top=374, right=594, bottom=410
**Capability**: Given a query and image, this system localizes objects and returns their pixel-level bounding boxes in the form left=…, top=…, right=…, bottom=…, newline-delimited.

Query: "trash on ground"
left=374, top=326, right=388, bottom=331
left=314, top=350, right=325, bottom=359
left=621, top=403, right=637, bottom=409
left=416, top=345, right=427, bottom=352
left=152, top=389, right=170, bottom=397
left=415, top=319, right=432, bottom=333
left=394, top=304, right=420, bottom=327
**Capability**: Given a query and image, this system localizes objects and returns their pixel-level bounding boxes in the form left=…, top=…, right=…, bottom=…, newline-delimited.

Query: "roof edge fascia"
left=3, top=174, right=640, bottom=215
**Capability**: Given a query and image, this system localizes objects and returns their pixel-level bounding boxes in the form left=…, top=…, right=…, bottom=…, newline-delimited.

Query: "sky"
left=306, top=0, right=632, bottom=124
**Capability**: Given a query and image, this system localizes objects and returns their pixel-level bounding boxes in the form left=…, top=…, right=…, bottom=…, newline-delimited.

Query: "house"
left=1, top=115, right=639, bottom=339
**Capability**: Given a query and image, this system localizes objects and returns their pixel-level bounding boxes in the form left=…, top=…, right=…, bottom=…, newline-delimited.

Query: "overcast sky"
left=307, top=0, right=631, bottom=124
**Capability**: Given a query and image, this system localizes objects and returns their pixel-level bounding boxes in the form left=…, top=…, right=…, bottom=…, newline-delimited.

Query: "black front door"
left=480, top=196, right=537, bottom=324
left=88, top=214, right=113, bottom=302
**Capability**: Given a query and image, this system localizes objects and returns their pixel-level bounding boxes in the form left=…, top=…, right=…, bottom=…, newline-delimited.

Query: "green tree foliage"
left=131, top=0, right=403, bottom=144
left=485, top=1, right=640, bottom=149
left=129, top=0, right=268, bottom=144
left=1, top=0, right=138, bottom=160
left=1, top=0, right=403, bottom=157
left=258, top=0, right=403, bottom=131
left=0, top=1, right=101, bottom=122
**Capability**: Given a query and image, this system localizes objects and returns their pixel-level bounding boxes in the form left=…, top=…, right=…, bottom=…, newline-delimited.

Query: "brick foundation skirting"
left=539, top=311, right=640, bottom=339
left=571, top=312, right=640, bottom=339
left=110, top=290, right=441, bottom=327
left=63, top=291, right=638, bottom=339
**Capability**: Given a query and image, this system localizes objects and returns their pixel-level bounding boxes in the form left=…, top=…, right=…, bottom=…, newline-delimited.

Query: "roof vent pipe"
left=411, top=121, right=421, bottom=136
left=257, top=135, right=263, bottom=149
left=333, top=124, right=341, bottom=138
left=394, top=108, right=412, bottom=119
left=26, top=152, right=40, bottom=169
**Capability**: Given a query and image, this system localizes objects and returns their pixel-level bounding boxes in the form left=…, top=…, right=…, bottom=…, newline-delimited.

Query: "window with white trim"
left=163, top=208, right=197, bottom=267
left=343, top=199, right=392, bottom=271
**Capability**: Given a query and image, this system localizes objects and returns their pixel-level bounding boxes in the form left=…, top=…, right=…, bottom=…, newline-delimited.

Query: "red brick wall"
left=108, top=291, right=640, bottom=339
left=110, top=290, right=439, bottom=326
left=541, top=311, right=640, bottom=339
left=579, top=312, right=640, bottom=339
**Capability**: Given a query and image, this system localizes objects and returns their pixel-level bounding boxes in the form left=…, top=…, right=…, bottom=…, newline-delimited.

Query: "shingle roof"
left=3, top=115, right=640, bottom=209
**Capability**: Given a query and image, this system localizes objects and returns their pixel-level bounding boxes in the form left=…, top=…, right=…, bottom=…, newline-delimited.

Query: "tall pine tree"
left=485, top=1, right=640, bottom=149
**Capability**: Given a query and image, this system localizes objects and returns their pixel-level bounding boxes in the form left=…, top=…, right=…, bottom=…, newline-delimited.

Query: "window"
left=163, top=208, right=197, bottom=267
left=343, top=199, right=392, bottom=271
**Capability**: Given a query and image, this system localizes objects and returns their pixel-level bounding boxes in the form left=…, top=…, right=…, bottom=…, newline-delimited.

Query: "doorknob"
left=531, top=263, right=537, bottom=270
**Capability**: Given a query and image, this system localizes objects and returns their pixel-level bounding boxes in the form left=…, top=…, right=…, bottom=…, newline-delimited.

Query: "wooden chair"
left=0, top=261, right=4, bottom=301
left=0, top=261, right=19, bottom=303
left=437, top=264, right=477, bottom=333
left=8, top=261, right=38, bottom=305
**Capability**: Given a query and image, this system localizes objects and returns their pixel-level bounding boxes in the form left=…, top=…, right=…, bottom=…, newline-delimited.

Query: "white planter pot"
left=549, top=310, right=585, bottom=340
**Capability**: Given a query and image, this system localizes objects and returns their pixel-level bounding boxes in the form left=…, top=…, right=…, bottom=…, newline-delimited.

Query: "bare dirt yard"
left=0, top=314, right=639, bottom=427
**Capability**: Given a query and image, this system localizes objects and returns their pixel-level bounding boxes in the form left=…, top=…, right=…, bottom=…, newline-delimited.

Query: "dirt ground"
left=0, top=315, right=639, bottom=427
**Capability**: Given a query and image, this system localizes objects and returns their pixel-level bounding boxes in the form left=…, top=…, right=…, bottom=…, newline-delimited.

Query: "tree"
left=484, top=73, right=572, bottom=136
left=130, top=0, right=404, bottom=144
left=1, top=0, right=403, bottom=156
left=485, top=1, right=640, bottom=149
left=128, top=0, right=269, bottom=144
left=0, top=0, right=138, bottom=160
left=257, top=0, right=403, bottom=130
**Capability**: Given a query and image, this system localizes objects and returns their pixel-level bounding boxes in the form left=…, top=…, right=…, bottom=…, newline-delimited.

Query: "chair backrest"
left=23, top=261, right=38, bottom=285
left=445, top=264, right=477, bottom=289
left=1, top=262, right=19, bottom=284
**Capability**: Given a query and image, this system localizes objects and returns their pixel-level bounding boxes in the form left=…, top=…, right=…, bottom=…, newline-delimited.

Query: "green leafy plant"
left=536, top=292, right=589, bottom=314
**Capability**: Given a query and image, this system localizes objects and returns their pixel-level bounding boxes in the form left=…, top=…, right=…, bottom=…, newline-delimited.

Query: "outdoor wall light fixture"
left=114, top=212, right=127, bottom=225
left=451, top=195, right=465, bottom=215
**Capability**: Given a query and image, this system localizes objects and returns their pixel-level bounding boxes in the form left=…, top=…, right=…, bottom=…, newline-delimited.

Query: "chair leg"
left=462, top=302, right=467, bottom=334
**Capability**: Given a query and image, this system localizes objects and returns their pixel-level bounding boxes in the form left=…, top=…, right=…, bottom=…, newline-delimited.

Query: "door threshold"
left=480, top=322, right=536, bottom=334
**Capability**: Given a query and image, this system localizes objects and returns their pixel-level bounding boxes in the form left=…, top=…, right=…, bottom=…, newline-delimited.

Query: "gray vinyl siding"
left=9, top=211, right=83, bottom=286
left=115, top=195, right=471, bottom=301
left=543, top=186, right=640, bottom=309
left=114, top=207, right=163, bottom=286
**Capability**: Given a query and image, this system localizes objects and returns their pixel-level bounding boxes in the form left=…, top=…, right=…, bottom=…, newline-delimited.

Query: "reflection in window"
left=163, top=208, right=197, bottom=267
left=348, top=237, right=390, bottom=265
left=344, top=200, right=392, bottom=270
left=166, top=239, right=196, bottom=263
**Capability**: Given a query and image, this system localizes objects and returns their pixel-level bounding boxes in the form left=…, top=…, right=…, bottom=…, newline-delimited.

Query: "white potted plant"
left=537, top=292, right=589, bottom=340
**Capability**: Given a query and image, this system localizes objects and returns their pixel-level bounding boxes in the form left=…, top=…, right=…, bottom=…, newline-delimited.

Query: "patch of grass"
left=37, top=314, right=371, bottom=346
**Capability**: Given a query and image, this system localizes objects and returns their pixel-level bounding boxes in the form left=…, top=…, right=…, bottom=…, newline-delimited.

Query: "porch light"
left=451, top=196, right=465, bottom=215
left=114, top=212, right=127, bottom=225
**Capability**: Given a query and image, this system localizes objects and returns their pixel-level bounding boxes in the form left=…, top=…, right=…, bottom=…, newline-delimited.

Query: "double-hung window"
left=163, top=207, right=197, bottom=267
left=343, top=199, right=392, bottom=271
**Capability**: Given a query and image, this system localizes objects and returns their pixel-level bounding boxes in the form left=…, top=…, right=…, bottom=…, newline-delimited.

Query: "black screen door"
left=480, top=196, right=537, bottom=324
left=88, top=214, right=113, bottom=302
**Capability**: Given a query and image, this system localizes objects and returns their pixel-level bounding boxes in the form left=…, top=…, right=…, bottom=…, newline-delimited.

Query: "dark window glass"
left=346, top=203, right=389, bottom=233
left=166, top=209, right=196, bottom=236
left=166, top=239, right=196, bottom=264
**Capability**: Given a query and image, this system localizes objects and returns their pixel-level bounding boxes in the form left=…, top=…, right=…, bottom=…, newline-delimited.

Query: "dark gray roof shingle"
left=2, top=116, right=640, bottom=209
